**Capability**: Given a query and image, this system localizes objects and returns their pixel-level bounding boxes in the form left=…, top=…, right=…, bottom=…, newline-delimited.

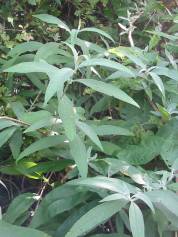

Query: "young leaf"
left=69, top=135, right=88, bottom=178
left=65, top=200, right=128, bottom=237
left=58, top=95, right=76, bottom=141
left=75, top=79, right=139, bottom=108
left=129, top=202, right=145, bottom=237
left=33, top=14, right=70, bottom=32
left=76, top=121, right=103, bottom=150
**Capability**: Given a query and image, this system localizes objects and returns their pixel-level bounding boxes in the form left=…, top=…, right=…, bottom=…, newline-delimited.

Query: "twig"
left=28, top=91, right=42, bottom=112
left=0, top=116, right=29, bottom=126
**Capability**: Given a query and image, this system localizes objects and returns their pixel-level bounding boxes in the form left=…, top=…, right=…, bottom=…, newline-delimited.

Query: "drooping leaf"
left=3, top=193, right=38, bottom=224
left=129, top=202, right=145, bottom=237
left=78, top=58, right=135, bottom=77
left=149, top=72, right=165, bottom=97
left=69, top=176, right=137, bottom=194
left=79, top=27, right=114, bottom=42
left=76, top=121, right=103, bottom=150
left=9, top=129, right=22, bottom=159
left=75, top=79, right=139, bottom=107
left=0, top=221, right=50, bottom=237
left=69, top=135, right=88, bottom=178
left=92, top=125, right=133, bottom=136
left=17, top=135, right=65, bottom=161
left=0, top=127, right=17, bottom=148
left=5, top=62, right=74, bottom=105
left=33, top=14, right=70, bottom=32
left=55, top=201, right=97, bottom=237
left=31, top=185, right=86, bottom=228
left=0, top=119, right=18, bottom=130
left=8, top=41, right=43, bottom=57
left=58, top=95, right=76, bottom=141
left=65, top=200, right=128, bottom=237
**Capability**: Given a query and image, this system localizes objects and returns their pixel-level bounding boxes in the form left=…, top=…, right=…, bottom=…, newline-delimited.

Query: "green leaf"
left=58, top=95, right=76, bottom=141
left=4, top=62, right=73, bottom=105
left=3, top=193, right=37, bottom=224
left=134, top=193, right=155, bottom=214
left=45, top=67, right=74, bottom=104
left=28, top=160, right=73, bottom=173
left=79, top=27, right=114, bottom=42
left=0, top=127, right=17, bottom=148
left=92, top=125, right=133, bottom=136
left=55, top=201, right=97, bottom=237
left=17, top=135, right=65, bottom=161
left=0, top=119, right=18, bottom=130
left=147, top=190, right=178, bottom=220
left=129, top=202, right=145, bottom=237
left=8, top=41, right=43, bottom=57
left=20, top=110, right=51, bottom=124
left=153, top=67, right=178, bottom=81
left=31, top=185, right=86, bottom=228
left=90, top=235, right=130, bottom=237
left=100, top=193, right=127, bottom=202
left=76, top=121, right=103, bottom=150
left=116, top=135, right=162, bottom=165
left=24, top=117, right=53, bottom=133
left=4, top=61, right=59, bottom=74
left=109, top=47, right=146, bottom=69
left=69, top=135, right=88, bottom=178
left=65, top=200, right=128, bottom=237
left=149, top=72, right=165, bottom=97
left=75, top=79, right=139, bottom=108
left=78, top=58, right=135, bottom=77
left=0, top=221, right=50, bottom=237
left=35, top=42, right=60, bottom=61
left=33, top=14, right=70, bottom=32
left=9, top=129, right=22, bottom=159
left=69, top=176, right=137, bottom=194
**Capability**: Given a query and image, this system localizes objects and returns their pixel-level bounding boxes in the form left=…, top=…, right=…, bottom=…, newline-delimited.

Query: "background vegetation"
left=1, top=0, right=178, bottom=236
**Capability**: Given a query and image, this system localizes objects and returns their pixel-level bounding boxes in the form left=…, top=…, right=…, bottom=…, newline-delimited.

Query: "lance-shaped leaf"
left=75, top=79, right=139, bottom=108
left=69, top=135, right=88, bottom=178
left=149, top=72, right=165, bottom=97
left=66, top=200, right=128, bottom=237
left=58, top=95, right=77, bottom=141
left=33, top=14, right=70, bottom=32
left=0, top=127, right=17, bottom=148
left=79, top=27, right=114, bottom=42
left=76, top=121, right=103, bottom=150
left=78, top=58, right=135, bottom=77
left=4, top=62, right=73, bottom=105
left=129, top=202, right=145, bottom=237
left=0, top=221, right=49, bottom=237
left=17, top=135, right=65, bottom=161
left=8, top=41, right=43, bottom=57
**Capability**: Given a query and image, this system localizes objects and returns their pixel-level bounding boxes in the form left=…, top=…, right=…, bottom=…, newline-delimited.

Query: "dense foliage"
left=1, top=1, right=178, bottom=237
